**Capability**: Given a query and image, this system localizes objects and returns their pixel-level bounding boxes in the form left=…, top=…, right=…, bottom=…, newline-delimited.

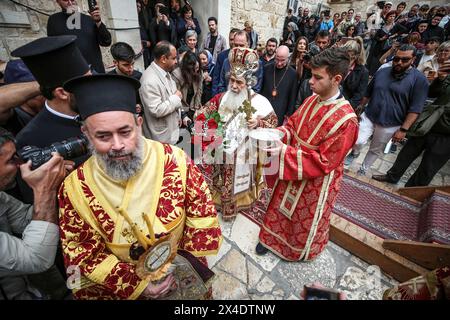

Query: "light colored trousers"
left=353, top=112, right=400, bottom=171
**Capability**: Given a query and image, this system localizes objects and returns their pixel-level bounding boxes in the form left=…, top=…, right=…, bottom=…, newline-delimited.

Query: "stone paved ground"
left=208, top=142, right=450, bottom=300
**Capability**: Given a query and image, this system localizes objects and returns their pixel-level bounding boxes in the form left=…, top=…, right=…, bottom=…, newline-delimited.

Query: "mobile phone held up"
left=87, top=0, right=97, bottom=12
left=304, top=285, right=340, bottom=300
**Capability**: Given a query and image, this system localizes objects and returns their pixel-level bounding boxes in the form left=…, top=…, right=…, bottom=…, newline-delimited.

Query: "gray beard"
left=90, top=136, right=144, bottom=181
left=220, top=86, right=249, bottom=114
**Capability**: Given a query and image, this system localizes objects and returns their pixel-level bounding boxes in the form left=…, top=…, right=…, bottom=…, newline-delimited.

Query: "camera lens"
left=17, top=135, right=89, bottom=169
left=51, top=136, right=88, bottom=160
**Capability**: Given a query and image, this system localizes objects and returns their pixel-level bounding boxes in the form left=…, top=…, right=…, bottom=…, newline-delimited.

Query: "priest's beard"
left=220, top=85, right=249, bottom=115
left=90, top=136, right=144, bottom=181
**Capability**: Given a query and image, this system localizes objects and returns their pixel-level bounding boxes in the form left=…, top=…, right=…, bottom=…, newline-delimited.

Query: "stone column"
left=103, top=0, right=144, bottom=72
left=217, top=0, right=232, bottom=46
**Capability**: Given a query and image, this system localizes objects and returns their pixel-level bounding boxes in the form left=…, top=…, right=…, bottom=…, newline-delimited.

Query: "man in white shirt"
left=0, top=127, right=71, bottom=299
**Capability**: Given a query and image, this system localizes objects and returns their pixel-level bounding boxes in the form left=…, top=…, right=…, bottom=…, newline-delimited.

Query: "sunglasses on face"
left=393, top=56, right=412, bottom=63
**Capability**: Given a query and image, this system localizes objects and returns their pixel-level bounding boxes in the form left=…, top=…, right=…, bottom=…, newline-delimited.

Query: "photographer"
left=47, top=0, right=112, bottom=73
left=0, top=127, right=73, bottom=300
left=149, top=5, right=178, bottom=49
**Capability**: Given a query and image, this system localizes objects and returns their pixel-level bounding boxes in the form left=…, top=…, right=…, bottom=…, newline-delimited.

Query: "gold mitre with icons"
left=228, top=47, right=259, bottom=79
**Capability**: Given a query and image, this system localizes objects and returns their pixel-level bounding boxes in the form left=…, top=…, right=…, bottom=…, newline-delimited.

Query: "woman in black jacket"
left=341, top=37, right=369, bottom=110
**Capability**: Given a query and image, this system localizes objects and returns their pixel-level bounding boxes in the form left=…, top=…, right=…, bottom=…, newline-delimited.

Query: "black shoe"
left=372, top=174, right=398, bottom=184
left=255, top=242, right=269, bottom=255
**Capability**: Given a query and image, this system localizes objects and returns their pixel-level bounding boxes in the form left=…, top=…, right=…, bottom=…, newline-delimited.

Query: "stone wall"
left=0, top=0, right=138, bottom=71
left=230, top=0, right=321, bottom=45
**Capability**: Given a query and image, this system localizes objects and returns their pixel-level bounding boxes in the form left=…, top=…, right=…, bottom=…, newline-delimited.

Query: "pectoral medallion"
left=272, top=88, right=278, bottom=97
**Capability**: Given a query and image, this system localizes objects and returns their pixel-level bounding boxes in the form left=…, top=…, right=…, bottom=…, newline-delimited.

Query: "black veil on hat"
left=63, top=74, right=141, bottom=120
left=11, top=35, right=90, bottom=88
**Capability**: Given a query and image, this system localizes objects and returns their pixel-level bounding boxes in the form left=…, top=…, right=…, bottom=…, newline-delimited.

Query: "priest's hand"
left=140, top=274, right=177, bottom=299
left=247, top=117, right=259, bottom=129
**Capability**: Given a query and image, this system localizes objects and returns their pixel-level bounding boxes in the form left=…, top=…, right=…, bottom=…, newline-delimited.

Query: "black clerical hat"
left=63, top=74, right=141, bottom=120
left=11, top=35, right=89, bottom=89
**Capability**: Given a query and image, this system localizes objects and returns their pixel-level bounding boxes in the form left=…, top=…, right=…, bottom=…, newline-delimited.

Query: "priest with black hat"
left=12, top=35, right=91, bottom=205
left=58, top=74, right=222, bottom=300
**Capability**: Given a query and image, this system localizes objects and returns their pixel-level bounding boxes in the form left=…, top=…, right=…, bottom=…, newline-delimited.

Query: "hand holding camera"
left=20, top=152, right=70, bottom=195
left=20, top=153, right=72, bottom=225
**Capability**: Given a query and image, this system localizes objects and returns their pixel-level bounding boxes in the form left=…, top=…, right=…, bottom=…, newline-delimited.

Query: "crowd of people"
left=0, top=0, right=449, bottom=300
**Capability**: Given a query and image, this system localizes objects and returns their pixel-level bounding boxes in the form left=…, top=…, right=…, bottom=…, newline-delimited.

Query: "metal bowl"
left=249, top=128, right=284, bottom=149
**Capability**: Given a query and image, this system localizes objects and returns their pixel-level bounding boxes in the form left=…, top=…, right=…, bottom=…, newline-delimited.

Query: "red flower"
left=196, top=113, right=207, bottom=122
left=207, top=118, right=218, bottom=130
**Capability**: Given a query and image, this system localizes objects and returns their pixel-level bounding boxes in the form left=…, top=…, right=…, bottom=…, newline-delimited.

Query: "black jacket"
left=342, top=64, right=369, bottom=109
left=424, top=25, right=446, bottom=43
left=47, top=12, right=112, bottom=73
left=149, top=18, right=178, bottom=47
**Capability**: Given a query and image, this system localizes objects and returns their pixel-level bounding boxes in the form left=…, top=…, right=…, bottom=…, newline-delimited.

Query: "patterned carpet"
left=240, top=175, right=450, bottom=244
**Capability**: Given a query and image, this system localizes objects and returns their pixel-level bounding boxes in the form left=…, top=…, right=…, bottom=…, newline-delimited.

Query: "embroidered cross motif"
left=238, top=99, right=256, bottom=121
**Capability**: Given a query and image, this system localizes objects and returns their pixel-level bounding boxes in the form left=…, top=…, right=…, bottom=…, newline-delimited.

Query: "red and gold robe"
left=58, top=139, right=222, bottom=299
left=194, top=92, right=278, bottom=220
left=259, top=95, right=359, bottom=261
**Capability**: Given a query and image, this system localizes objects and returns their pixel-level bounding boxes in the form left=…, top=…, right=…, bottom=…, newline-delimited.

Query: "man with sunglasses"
left=0, top=127, right=72, bottom=299
left=345, top=44, right=429, bottom=176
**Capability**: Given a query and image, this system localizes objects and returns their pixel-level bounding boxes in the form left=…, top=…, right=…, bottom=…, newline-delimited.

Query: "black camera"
left=17, top=136, right=89, bottom=170
left=303, top=52, right=312, bottom=62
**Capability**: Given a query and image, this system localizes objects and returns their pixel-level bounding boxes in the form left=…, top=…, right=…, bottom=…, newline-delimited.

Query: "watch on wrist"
left=399, top=127, right=408, bottom=133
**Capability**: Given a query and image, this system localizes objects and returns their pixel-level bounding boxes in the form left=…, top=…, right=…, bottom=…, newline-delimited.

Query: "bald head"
left=277, top=45, right=290, bottom=56
left=275, top=45, right=290, bottom=69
